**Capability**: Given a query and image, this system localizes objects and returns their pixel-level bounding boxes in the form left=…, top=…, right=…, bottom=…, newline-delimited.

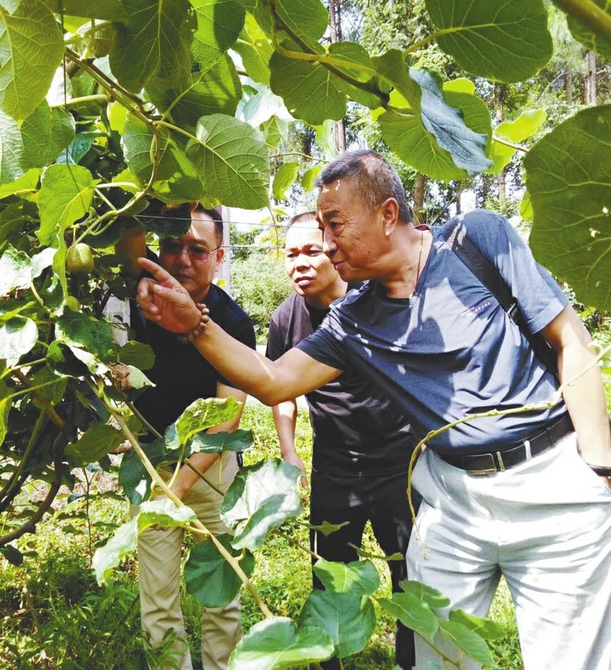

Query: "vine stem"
left=552, top=0, right=611, bottom=44
left=492, top=135, right=528, bottom=153
left=107, top=399, right=273, bottom=618
left=407, top=342, right=611, bottom=556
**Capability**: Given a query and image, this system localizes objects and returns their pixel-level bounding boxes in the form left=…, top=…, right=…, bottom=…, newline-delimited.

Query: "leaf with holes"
left=526, top=105, right=611, bottom=309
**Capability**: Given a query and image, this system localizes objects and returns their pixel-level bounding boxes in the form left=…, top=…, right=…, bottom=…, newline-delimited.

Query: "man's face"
left=316, top=179, right=386, bottom=282
left=159, top=211, right=224, bottom=303
left=285, top=218, right=340, bottom=299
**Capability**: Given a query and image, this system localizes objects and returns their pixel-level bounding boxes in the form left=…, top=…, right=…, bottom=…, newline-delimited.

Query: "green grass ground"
left=0, top=403, right=523, bottom=669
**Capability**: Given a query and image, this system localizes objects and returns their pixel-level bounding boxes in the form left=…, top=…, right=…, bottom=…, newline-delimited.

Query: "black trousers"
left=309, top=469, right=420, bottom=670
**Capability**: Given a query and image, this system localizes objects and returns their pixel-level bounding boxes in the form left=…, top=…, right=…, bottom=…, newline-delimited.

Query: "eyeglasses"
left=159, top=240, right=222, bottom=261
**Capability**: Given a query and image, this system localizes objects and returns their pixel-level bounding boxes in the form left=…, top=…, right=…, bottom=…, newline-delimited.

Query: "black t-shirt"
left=132, top=282, right=256, bottom=435
left=266, top=292, right=415, bottom=476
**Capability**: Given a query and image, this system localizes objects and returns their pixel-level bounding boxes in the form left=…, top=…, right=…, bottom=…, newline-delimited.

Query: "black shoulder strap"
left=441, top=218, right=557, bottom=375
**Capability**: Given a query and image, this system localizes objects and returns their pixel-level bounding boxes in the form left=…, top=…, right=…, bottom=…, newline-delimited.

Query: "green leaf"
left=147, top=55, right=242, bottom=131
left=299, top=591, right=376, bottom=658
left=184, top=533, right=255, bottom=608
left=188, top=428, right=253, bottom=454
left=93, top=515, right=139, bottom=584
left=309, top=519, right=349, bottom=537
left=66, top=423, right=125, bottom=467
left=377, top=591, right=439, bottom=643
left=21, top=102, right=75, bottom=170
left=272, top=162, right=299, bottom=201
left=0, top=378, right=10, bottom=445
left=410, top=68, right=491, bottom=176
left=220, top=459, right=303, bottom=551
left=0, top=317, right=37, bottom=366
left=56, top=311, right=117, bottom=363
left=438, top=619, right=495, bottom=665
left=0, top=108, right=23, bottom=183
left=109, top=0, right=194, bottom=92
left=191, top=0, right=245, bottom=70
left=46, top=340, right=90, bottom=378
left=525, top=104, right=611, bottom=309
left=0, top=0, right=64, bottom=121
left=138, top=497, right=198, bottom=533
left=118, top=438, right=166, bottom=505
left=37, top=164, right=98, bottom=246
left=0, top=544, right=23, bottom=565
left=186, top=113, right=270, bottom=209
left=30, top=365, right=66, bottom=407
left=398, top=581, right=451, bottom=611
left=232, top=14, right=273, bottom=85
left=301, top=165, right=322, bottom=192
left=117, top=341, right=155, bottom=370
left=42, top=0, right=127, bottom=20
left=426, top=0, right=553, bottom=83
left=122, top=116, right=204, bottom=203
left=328, top=42, right=382, bottom=109
left=0, top=245, right=31, bottom=295
left=174, top=396, right=241, bottom=446
left=313, top=558, right=380, bottom=596
left=448, top=609, right=505, bottom=641
left=0, top=167, right=39, bottom=199
left=228, top=617, right=334, bottom=669
left=489, top=109, right=546, bottom=173
left=558, top=0, right=611, bottom=60
left=269, top=50, right=347, bottom=126
left=275, top=0, right=328, bottom=42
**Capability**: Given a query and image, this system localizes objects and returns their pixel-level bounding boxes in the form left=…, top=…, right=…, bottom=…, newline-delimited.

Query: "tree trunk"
left=413, top=174, right=425, bottom=224
left=494, top=83, right=507, bottom=208
left=586, top=50, right=597, bottom=105
left=566, top=67, right=573, bottom=105
left=328, top=0, right=346, bottom=153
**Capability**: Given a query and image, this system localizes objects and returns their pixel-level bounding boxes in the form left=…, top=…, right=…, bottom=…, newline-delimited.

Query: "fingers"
left=137, top=257, right=178, bottom=286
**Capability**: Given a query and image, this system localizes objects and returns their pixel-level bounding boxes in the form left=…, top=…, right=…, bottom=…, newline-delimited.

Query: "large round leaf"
left=0, top=0, right=64, bottom=121
left=299, top=591, right=376, bottom=658
left=220, top=459, right=303, bottom=551
left=525, top=105, right=611, bottom=309
left=228, top=617, right=334, bottom=670
left=186, top=113, right=269, bottom=209
left=191, top=0, right=245, bottom=69
left=313, top=558, right=380, bottom=596
left=426, top=0, right=553, bottom=83
left=184, top=533, right=255, bottom=608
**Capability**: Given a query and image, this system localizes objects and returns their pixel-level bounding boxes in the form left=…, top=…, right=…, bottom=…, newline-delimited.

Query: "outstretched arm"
left=137, top=257, right=341, bottom=405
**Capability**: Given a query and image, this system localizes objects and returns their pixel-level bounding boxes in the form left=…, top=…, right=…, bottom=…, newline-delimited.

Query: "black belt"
left=438, top=413, right=573, bottom=476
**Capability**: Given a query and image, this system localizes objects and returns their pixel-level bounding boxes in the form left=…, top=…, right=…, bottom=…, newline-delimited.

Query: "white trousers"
left=138, top=451, right=242, bottom=670
left=407, top=433, right=611, bottom=670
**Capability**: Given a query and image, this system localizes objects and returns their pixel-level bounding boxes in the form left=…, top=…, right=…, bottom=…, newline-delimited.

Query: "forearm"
left=558, top=344, right=611, bottom=465
left=171, top=453, right=221, bottom=499
left=194, top=320, right=334, bottom=405
left=273, top=400, right=298, bottom=459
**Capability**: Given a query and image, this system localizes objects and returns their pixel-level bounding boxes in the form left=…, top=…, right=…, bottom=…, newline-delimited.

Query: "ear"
left=379, top=198, right=400, bottom=237
left=215, top=247, right=225, bottom=266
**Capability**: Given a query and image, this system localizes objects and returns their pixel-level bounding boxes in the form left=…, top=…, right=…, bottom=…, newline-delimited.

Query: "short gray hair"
left=316, top=150, right=412, bottom=222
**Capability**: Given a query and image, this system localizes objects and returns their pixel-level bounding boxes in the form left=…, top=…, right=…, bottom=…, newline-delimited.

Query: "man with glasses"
left=116, top=200, right=256, bottom=670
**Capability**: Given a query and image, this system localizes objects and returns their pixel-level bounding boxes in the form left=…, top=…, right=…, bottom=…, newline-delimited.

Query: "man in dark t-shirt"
left=117, top=201, right=256, bottom=670
left=266, top=212, right=418, bottom=670
left=135, top=152, right=611, bottom=670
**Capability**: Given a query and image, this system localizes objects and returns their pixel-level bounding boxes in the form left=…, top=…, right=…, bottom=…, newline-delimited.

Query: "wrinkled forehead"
left=285, top=218, right=321, bottom=249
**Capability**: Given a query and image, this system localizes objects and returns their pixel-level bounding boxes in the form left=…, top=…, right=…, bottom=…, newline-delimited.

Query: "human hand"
left=137, top=258, right=201, bottom=334
left=283, top=452, right=308, bottom=489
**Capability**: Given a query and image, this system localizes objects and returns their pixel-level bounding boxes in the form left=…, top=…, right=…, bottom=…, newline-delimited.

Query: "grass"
left=0, top=403, right=523, bottom=669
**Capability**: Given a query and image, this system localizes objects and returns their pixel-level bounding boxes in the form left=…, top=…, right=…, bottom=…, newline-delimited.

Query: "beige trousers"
left=138, top=451, right=242, bottom=670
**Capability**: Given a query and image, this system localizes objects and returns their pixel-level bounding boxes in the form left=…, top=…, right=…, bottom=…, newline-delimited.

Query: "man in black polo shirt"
left=117, top=201, right=256, bottom=670
left=266, top=212, right=418, bottom=670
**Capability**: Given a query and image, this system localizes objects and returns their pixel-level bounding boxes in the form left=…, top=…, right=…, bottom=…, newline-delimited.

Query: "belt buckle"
left=466, top=453, right=497, bottom=476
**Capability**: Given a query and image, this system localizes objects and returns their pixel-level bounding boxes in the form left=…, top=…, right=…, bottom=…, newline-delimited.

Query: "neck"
left=381, top=225, right=429, bottom=299
left=305, top=277, right=347, bottom=310
left=191, top=284, right=211, bottom=304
